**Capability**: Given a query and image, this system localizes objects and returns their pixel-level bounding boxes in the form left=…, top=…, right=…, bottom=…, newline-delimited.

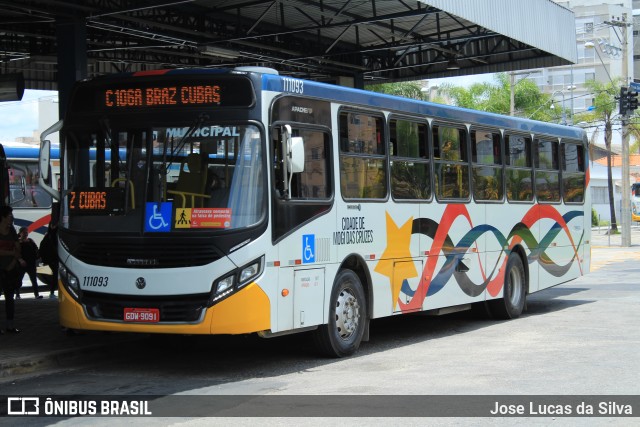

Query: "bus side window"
left=471, top=129, right=503, bottom=202
left=535, top=139, right=560, bottom=203
left=271, top=124, right=333, bottom=242
left=561, top=141, right=585, bottom=203
left=390, top=118, right=431, bottom=200
left=338, top=111, right=387, bottom=199
left=285, top=128, right=331, bottom=200
left=433, top=124, right=469, bottom=200
left=505, top=134, right=533, bottom=203
left=9, top=161, right=52, bottom=209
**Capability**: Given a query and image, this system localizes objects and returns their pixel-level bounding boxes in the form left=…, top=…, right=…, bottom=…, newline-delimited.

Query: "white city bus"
left=39, top=68, right=590, bottom=357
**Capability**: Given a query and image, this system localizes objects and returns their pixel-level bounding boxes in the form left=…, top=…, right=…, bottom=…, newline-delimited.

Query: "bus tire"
left=488, top=253, right=526, bottom=319
left=314, top=269, right=366, bottom=358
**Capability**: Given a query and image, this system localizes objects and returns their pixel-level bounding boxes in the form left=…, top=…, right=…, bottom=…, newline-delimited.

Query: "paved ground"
left=0, top=227, right=639, bottom=378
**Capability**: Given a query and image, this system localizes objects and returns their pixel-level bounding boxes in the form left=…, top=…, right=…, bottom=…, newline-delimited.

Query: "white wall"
left=589, top=161, right=633, bottom=223
left=38, top=98, right=60, bottom=145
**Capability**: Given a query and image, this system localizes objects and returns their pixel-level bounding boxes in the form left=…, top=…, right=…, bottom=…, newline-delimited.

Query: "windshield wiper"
left=98, top=116, right=113, bottom=148
left=165, top=113, right=209, bottom=173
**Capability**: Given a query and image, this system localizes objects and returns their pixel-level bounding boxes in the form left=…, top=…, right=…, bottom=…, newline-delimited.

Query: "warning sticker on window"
left=175, top=208, right=232, bottom=229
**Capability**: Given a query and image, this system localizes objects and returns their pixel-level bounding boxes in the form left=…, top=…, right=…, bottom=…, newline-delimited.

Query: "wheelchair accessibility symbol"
left=145, top=202, right=172, bottom=232
left=302, top=234, right=315, bottom=264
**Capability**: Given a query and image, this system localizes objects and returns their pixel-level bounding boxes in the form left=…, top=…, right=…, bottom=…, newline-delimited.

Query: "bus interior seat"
left=207, top=167, right=228, bottom=207
left=167, top=153, right=210, bottom=208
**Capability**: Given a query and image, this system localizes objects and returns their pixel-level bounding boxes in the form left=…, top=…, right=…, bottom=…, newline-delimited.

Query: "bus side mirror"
left=40, top=139, right=50, bottom=181
left=289, top=136, right=305, bottom=174
left=39, top=120, right=62, bottom=201
left=280, top=125, right=305, bottom=199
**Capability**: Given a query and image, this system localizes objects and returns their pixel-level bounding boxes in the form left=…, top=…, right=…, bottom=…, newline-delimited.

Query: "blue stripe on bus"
left=4, top=146, right=230, bottom=163
left=261, top=74, right=586, bottom=140
left=4, top=146, right=60, bottom=159
left=4, top=146, right=127, bottom=161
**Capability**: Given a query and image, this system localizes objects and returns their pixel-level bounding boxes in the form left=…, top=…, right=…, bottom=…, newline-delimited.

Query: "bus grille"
left=72, top=239, right=221, bottom=268
left=82, top=291, right=209, bottom=323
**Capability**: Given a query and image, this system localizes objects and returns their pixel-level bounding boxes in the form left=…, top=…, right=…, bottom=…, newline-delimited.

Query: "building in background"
left=525, top=0, right=637, bottom=224
left=522, top=1, right=635, bottom=123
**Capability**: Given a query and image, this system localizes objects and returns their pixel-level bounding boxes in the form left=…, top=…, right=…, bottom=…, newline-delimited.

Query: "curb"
left=0, top=335, right=146, bottom=378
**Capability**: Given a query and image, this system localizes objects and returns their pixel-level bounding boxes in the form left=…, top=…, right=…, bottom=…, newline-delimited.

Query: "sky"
left=0, top=89, right=58, bottom=142
left=428, top=73, right=496, bottom=88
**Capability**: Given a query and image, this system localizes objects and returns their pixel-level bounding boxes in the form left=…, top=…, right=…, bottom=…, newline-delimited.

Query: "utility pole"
left=510, top=72, right=515, bottom=116
left=606, top=15, right=632, bottom=247
left=509, top=71, right=531, bottom=117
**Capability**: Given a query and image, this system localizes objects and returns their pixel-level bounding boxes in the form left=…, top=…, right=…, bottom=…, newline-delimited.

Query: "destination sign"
left=104, top=85, right=221, bottom=108
left=70, top=76, right=255, bottom=112
left=68, top=187, right=125, bottom=215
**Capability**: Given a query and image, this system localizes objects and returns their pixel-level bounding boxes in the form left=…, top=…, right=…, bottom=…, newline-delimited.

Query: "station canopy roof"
left=1, top=0, right=577, bottom=90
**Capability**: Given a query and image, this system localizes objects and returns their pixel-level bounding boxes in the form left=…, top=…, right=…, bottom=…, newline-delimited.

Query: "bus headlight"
left=238, top=259, right=261, bottom=287
left=216, top=275, right=235, bottom=294
left=210, top=274, right=235, bottom=305
left=59, top=263, right=80, bottom=300
left=209, top=256, right=264, bottom=306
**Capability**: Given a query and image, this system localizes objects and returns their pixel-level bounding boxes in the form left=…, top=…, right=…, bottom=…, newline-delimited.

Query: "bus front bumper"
left=58, top=281, right=271, bottom=335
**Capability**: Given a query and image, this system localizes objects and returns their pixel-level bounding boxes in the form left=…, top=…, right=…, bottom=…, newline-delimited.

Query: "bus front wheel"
left=488, top=253, right=526, bottom=319
left=314, top=269, right=366, bottom=358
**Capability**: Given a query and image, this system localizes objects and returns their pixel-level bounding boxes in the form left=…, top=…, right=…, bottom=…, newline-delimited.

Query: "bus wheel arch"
left=488, top=247, right=528, bottom=319
left=314, top=255, right=370, bottom=357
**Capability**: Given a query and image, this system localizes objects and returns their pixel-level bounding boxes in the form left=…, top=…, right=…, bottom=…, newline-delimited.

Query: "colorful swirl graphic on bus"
left=375, top=204, right=584, bottom=313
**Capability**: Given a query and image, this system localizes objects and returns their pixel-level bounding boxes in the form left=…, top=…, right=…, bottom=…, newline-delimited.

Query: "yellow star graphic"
left=374, top=212, right=418, bottom=310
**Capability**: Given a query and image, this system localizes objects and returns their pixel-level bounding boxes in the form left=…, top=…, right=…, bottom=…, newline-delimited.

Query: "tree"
left=574, top=78, right=623, bottom=233
left=367, top=81, right=427, bottom=101
left=436, top=73, right=561, bottom=122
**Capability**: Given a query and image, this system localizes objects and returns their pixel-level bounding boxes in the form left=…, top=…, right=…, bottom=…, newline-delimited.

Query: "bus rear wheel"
left=314, top=269, right=366, bottom=358
left=488, top=253, right=526, bottom=319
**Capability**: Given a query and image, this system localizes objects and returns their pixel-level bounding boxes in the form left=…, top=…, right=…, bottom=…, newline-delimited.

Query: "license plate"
left=124, top=307, right=160, bottom=323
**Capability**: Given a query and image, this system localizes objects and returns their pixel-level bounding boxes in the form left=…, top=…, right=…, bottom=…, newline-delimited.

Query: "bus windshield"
left=61, top=121, right=265, bottom=234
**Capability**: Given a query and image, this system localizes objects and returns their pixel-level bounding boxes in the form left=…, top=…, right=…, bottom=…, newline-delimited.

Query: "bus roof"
left=260, top=73, right=586, bottom=141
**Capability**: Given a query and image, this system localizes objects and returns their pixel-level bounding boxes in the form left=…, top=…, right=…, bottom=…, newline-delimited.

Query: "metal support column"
left=56, top=17, right=87, bottom=118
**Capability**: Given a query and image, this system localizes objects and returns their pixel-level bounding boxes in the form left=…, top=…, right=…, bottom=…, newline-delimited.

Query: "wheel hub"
left=335, top=288, right=361, bottom=340
left=508, top=267, right=522, bottom=305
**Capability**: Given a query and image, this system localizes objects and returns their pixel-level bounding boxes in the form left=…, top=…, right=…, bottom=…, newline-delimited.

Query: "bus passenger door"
left=270, top=124, right=334, bottom=332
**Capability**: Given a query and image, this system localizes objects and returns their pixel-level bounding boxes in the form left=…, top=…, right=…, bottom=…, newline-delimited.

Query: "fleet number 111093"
left=83, top=276, right=109, bottom=287
left=283, top=78, right=304, bottom=94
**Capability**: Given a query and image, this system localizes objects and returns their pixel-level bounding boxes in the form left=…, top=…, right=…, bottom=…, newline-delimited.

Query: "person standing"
left=0, top=206, right=21, bottom=333
left=39, top=221, right=58, bottom=298
left=17, top=226, right=42, bottom=299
